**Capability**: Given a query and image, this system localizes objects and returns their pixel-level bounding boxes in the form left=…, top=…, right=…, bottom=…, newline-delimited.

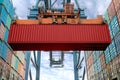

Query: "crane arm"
left=75, top=0, right=80, bottom=9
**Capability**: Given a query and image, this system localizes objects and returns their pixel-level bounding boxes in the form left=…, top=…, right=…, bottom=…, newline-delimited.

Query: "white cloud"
left=12, top=0, right=30, bottom=19
left=77, top=0, right=112, bottom=18
left=12, top=0, right=111, bottom=19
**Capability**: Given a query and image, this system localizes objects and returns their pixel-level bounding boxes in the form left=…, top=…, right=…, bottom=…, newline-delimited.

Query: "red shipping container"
left=8, top=24, right=111, bottom=51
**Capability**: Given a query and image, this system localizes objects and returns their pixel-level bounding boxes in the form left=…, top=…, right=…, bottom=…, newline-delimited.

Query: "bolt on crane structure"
left=8, top=0, right=111, bottom=80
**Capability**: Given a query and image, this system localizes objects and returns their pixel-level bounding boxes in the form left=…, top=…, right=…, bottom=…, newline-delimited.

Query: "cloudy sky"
left=12, top=0, right=111, bottom=19
left=29, top=51, right=85, bottom=80
left=12, top=0, right=111, bottom=80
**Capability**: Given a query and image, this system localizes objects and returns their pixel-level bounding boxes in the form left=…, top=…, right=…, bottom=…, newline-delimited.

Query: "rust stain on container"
left=8, top=24, right=111, bottom=50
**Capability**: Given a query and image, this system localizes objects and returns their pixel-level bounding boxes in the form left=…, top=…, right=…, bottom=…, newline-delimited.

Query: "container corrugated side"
left=109, top=40, right=117, bottom=60
left=0, top=56, right=6, bottom=76
left=94, top=61, right=97, bottom=74
left=8, top=2, right=14, bottom=18
left=0, top=0, right=14, bottom=18
left=104, top=11, right=110, bottom=24
left=108, top=25, right=113, bottom=39
left=109, top=16, right=120, bottom=37
left=0, top=22, right=6, bottom=40
left=86, top=53, right=93, bottom=69
left=113, top=0, right=120, bottom=12
left=0, top=5, right=8, bottom=26
left=4, top=63, right=11, bottom=79
left=0, top=42, right=8, bottom=60
left=90, top=65, right=94, bottom=79
left=6, top=14, right=11, bottom=29
left=96, top=58, right=101, bottom=72
left=107, top=1, right=116, bottom=21
left=6, top=48, right=13, bottom=65
left=114, top=32, right=120, bottom=54
left=0, top=40, right=2, bottom=50
left=0, top=0, right=10, bottom=12
left=89, top=53, right=93, bottom=67
left=114, top=56, right=119, bottom=70
left=117, top=57, right=120, bottom=72
left=15, top=57, right=19, bottom=71
left=4, top=28, right=9, bottom=42
left=86, top=57, right=90, bottom=69
left=100, top=53, right=106, bottom=69
left=87, top=69, right=90, bottom=80
left=92, top=51, right=101, bottom=63
left=8, top=24, right=111, bottom=50
left=117, top=9, right=120, bottom=26
left=87, top=65, right=94, bottom=80
left=104, top=47, right=111, bottom=64
left=109, top=62, right=116, bottom=77
left=16, top=51, right=25, bottom=64
left=84, top=51, right=92, bottom=59
left=118, top=55, right=120, bottom=71
left=24, top=59, right=26, bottom=70
left=18, top=61, right=24, bottom=77
left=112, top=58, right=118, bottom=75
left=11, top=54, right=16, bottom=68
left=9, top=69, right=19, bottom=80
left=92, top=51, right=97, bottom=63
